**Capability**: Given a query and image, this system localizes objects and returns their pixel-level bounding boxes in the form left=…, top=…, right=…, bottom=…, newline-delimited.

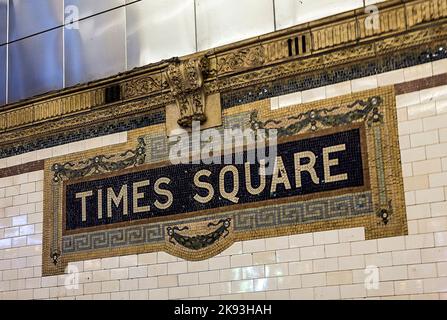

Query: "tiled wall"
left=0, top=61, right=447, bottom=300
left=0, top=132, right=128, bottom=169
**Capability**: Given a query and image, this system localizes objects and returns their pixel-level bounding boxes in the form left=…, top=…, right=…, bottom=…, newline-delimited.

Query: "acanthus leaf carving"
left=217, top=46, right=266, bottom=74
left=122, top=74, right=163, bottom=99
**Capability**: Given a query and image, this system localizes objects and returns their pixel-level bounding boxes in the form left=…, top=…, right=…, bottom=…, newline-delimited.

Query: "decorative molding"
left=0, top=111, right=164, bottom=160
left=0, top=88, right=104, bottom=132
left=0, top=98, right=165, bottom=148
left=1, top=0, right=446, bottom=149
left=1, top=41, right=446, bottom=160
left=122, top=73, right=165, bottom=100
left=220, top=41, right=447, bottom=109
left=216, top=46, right=266, bottom=74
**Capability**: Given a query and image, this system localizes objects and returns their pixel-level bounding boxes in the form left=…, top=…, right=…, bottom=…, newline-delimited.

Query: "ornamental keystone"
left=165, top=57, right=209, bottom=128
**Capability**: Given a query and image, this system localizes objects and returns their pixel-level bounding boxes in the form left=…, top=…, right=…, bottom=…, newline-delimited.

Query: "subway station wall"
left=0, top=59, right=447, bottom=300
left=0, top=0, right=388, bottom=105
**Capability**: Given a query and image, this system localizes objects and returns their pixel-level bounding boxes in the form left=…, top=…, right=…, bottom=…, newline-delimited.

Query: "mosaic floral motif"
left=250, top=96, right=383, bottom=137
left=51, top=138, right=146, bottom=182
left=167, top=218, right=231, bottom=251
left=51, top=249, right=61, bottom=266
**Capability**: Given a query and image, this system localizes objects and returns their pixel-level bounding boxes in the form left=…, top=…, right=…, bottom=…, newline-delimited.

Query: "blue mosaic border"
left=0, top=111, right=165, bottom=159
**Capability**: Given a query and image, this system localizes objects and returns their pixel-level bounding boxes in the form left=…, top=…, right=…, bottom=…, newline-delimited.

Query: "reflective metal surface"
left=1, top=0, right=377, bottom=104
left=0, top=0, right=7, bottom=45
left=9, top=0, right=63, bottom=41
left=0, top=45, right=5, bottom=105
left=65, top=8, right=126, bottom=87
left=65, top=0, right=125, bottom=21
left=126, top=0, right=196, bottom=69
left=275, top=0, right=363, bottom=30
left=196, top=0, right=275, bottom=51
left=8, top=28, right=63, bottom=103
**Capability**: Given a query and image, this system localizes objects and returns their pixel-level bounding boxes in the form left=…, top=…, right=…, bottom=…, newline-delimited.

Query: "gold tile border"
left=42, top=85, right=407, bottom=276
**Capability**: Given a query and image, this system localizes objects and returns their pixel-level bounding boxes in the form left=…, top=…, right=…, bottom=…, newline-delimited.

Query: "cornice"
left=0, top=0, right=446, bottom=146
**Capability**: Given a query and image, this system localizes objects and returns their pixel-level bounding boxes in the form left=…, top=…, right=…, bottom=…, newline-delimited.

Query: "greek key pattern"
left=62, top=192, right=372, bottom=253
left=233, top=192, right=373, bottom=231
left=62, top=225, right=164, bottom=253
left=143, top=133, right=169, bottom=164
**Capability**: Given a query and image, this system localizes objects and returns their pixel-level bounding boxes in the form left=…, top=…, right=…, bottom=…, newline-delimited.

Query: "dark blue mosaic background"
left=65, top=128, right=365, bottom=231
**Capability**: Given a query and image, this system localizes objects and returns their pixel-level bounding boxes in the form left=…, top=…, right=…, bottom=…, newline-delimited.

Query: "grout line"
left=272, top=0, right=277, bottom=32
left=124, top=0, right=129, bottom=72
left=194, top=0, right=199, bottom=53
left=5, top=0, right=9, bottom=104
left=62, top=0, right=65, bottom=89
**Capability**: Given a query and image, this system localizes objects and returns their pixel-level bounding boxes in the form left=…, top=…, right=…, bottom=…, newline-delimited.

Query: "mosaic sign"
left=65, top=128, right=366, bottom=232
left=42, top=87, right=407, bottom=276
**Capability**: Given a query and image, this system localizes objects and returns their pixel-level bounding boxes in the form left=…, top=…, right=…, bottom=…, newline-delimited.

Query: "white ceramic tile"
left=403, top=63, right=433, bottom=82
left=301, top=87, right=326, bottom=103
left=432, top=59, right=447, bottom=75
left=277, top=92, right=302, bottom=109
left=351, top=76, right=378, bottom=93
left=377, top=70, right=405, bottom=87
left=300, top=245, right=325, bottom=261
left=325, top=81, right=352, bottom=98
left=276, top=248, right=300, bottom=263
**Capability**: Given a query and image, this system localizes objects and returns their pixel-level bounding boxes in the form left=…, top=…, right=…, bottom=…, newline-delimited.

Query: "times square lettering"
left=73, top=143, right=349, bottom=222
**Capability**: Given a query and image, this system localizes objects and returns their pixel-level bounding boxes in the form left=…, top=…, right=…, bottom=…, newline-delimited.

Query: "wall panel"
left=196, top=0, right=275, bottom=51
left=0, top=0, right=7, bottom=45
left=8, top=28, right=63, bottom=103
left=65, top=0, right=125, bottom=21
left=65, top=8, right=126, bottom=87
left=0, top=45, right=5, bottom=105
left=126, top=0, right=196, bottom=69
left=9, top=0, right=63, bottom=41
left=275, top=0, right=363, bottom=30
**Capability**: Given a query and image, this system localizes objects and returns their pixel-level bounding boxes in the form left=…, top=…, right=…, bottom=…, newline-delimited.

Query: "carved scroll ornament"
left=165, top=57, right=209, bottom=128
